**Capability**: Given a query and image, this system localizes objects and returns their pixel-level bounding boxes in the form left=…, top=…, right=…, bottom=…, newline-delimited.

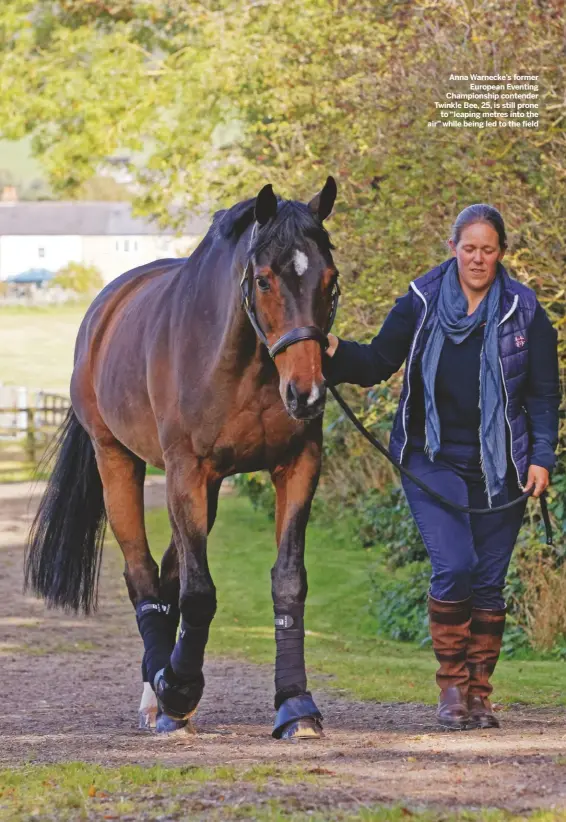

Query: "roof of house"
left=0, top=201, right=209, bottom=236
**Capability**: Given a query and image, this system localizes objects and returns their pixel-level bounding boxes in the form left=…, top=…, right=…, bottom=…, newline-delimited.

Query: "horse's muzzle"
left=284, top=380, right=326, bottom=420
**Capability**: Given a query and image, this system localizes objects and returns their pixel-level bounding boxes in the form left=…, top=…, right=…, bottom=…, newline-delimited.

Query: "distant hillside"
left=0, top=137, right=53, bottom=200
left=0, top=138, right=131, bottom=202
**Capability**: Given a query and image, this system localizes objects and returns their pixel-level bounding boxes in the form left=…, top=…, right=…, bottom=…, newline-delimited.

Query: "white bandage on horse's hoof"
left=138, top=681, right=158, bottom=729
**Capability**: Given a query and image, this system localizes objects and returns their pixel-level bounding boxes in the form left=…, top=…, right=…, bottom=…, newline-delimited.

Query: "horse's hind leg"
left=92, top=438, right=173, bottom=713
left=139, top=538, right=183, bottom=730
left=140, top=480, right=221, bottom=729
left=153, top=453, right=221, bottom=722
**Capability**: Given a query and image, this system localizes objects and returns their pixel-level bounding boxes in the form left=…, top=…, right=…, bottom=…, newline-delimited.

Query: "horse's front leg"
left=270, top=434, right=324, bottom=740
left=153, top=452, right=217, bottom=722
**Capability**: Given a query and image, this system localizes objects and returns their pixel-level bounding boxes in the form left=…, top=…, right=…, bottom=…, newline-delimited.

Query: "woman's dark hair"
left=449, top=204, right=508, bottom=251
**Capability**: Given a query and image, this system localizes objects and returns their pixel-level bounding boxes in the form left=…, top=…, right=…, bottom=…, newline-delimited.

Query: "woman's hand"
left=524, top=464, right=550, bottom=498
left=326, top=333, right=339, bottom=357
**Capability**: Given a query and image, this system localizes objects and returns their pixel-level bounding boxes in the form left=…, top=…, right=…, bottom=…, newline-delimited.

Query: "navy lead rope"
left=326, top=381, right=554, bottom=546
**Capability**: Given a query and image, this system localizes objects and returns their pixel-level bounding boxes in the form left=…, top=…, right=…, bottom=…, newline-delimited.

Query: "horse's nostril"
left=286, top=381, right=300, bottom=406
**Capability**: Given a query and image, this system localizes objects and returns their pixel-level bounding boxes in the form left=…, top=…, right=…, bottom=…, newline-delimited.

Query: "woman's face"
left=447, top=222, right=505, bottom=294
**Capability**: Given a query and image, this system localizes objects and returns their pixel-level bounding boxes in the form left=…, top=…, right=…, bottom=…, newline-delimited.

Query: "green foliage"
left=233, top=471, right=275, bottom=519
left=371, top=561, right=431, bottom=644
left=52, top=261, right=103, bottom=294
left=0, top=3, right=564, bottom=401
left=76, top=174, right=131, bottom=200
left=355, top=483, right=426, bottom=564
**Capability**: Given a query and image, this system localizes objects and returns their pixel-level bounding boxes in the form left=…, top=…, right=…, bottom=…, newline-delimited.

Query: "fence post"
left=16, top=386, right=28, bottom=436
left=26, top=407, right=36, bottom=464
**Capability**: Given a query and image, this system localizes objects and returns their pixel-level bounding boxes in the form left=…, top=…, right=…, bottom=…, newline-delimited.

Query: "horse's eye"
left=256, top=277, right=270, bottom=292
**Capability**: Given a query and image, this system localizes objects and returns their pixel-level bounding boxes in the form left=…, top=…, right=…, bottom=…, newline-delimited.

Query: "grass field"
left=0, top=302, right=88, bottom=392
left=143, top=494, right=566, bottom=708
left=0, top=302, right=88, bottom=480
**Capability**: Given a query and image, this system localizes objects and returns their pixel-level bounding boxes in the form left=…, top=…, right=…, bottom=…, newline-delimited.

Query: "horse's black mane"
left=211, top=195, right=335, bottom=260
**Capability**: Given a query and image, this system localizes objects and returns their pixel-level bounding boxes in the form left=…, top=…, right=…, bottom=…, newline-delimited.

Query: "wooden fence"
left=0, top=385, right=70, bottom=464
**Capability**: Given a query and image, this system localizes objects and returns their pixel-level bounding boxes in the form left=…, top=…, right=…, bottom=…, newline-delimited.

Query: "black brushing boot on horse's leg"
left=136, top=597, right=187, bottom=729
left=154, top=471, right=222, bottom=725
left=152, top=542, right=188, bottom=732
left=269, top=448, right=324, bottom=740
left=154, top=589, right=216, bottom=721
left=140, top=603, right=187, bottom=733
left=138, top=603, right=185, bottom=731
left=272, top=603, right=322, bottom=739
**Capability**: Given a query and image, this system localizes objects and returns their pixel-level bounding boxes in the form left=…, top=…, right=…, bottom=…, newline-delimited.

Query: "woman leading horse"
left=323, top=204, right=561, bottom=730
left=25, top=178, right=340, bottom=740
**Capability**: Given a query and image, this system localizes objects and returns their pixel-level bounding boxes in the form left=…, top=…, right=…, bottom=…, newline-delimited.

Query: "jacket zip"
left=497, top=294, right=522, bottom=489
left=499, top=356, right=524, bottom=490
left=399, top=281, right=428, bottom=465
left=497, top=294, right=518, bottom=328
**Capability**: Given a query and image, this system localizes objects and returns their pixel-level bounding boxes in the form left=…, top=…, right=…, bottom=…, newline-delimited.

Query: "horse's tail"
left=24, top=408, right=107, bottom=614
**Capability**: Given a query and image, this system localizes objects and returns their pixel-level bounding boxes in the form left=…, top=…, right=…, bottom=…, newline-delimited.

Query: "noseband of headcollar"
left=239, top=222, right=340, bottom=359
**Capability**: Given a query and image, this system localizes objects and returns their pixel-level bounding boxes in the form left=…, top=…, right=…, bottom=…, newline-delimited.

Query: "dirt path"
left=2, top=479, right=566, bottom=813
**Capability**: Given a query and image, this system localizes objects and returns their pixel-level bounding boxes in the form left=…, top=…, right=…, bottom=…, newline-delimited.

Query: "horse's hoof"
left=272, top=693, right=323, bottom=740
left=279, top=716, right=324, bottom=740
left=154, top=667, right=204, bottom=721
left=156, top=711, right=191, bottom=734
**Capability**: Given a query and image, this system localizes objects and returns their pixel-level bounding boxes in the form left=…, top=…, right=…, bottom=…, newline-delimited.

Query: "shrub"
left=355, top=482, right=426, bottom=565
left=233, top=472, right=275, bottom=519
left=51, top=262, right=103, bottom=294
left=370, top=561, right=430, bottom=644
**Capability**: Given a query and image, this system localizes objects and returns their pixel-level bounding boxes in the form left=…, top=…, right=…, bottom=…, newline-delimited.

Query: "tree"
left=51, top=261, right=103, bottom=294
left=1, top=0, right=563, bottom=448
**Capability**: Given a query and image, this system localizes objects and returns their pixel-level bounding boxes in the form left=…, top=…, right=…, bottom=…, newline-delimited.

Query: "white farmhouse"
left=0, top=198, right=209, bottom=284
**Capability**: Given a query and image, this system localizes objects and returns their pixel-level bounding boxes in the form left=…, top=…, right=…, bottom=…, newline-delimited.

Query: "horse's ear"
left=254, top=184, right=278, bottom=225
left=308, top=176, right=337, bottom=222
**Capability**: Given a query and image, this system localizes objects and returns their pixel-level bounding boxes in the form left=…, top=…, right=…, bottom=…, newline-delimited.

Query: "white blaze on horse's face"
left=293, top=250, right=309, bottom=277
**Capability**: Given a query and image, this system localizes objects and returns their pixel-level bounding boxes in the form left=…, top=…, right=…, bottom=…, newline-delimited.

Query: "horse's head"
left=243, top=177, right=339, bottom=421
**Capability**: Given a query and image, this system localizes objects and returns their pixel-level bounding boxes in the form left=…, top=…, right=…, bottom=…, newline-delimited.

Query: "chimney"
left=1, top=186, right=18, bottom=203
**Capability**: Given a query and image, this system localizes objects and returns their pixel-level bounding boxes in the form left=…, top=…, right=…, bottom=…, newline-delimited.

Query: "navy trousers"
left=400, top=439, right=528, bottom=609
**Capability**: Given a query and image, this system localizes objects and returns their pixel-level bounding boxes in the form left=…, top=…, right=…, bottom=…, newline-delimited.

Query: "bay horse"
left=25, top=177, right=341, bottom=740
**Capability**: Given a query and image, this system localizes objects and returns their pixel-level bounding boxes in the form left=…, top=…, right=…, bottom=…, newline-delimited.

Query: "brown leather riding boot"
left=467, top=606, right=506, bottom=729
left=428, top=594, right=472, bottom=730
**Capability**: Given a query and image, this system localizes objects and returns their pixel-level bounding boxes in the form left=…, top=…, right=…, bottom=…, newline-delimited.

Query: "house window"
left=38, top=247, right=45, bottom=258
left=116, top=240, right=119, bottom=251
left=134, top=240, right=138, bottom=251
left=124, top=240, right=129, bottom=252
